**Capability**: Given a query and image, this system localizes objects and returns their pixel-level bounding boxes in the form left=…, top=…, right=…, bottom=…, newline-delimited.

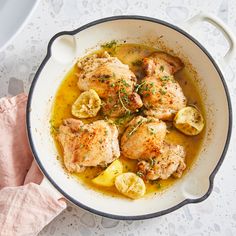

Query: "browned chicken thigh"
left=120, top=116, right=167, bottom=160
left=120, top=115, right=186, bottom=180
left=140, top=52, right=187, bottom=120
left=143, top=52, right=184, bottom=76
left=57, top=118, right=120, bottom=173
left=77, top=52, right=143, bottom=117
left=137, top=143, right=186, bottom=180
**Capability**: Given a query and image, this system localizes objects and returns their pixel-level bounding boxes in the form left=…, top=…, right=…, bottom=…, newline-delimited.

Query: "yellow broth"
left=50, top=43, right=205, bottom=198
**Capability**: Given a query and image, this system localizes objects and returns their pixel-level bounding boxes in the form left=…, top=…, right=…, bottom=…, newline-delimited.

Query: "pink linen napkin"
left=0, top=94, right=67, bottom=236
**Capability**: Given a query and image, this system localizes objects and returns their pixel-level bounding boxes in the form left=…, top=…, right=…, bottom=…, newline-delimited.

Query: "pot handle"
left=183, top=12, right=236, bottom=64
left=40, top=176, right=64, bottom=199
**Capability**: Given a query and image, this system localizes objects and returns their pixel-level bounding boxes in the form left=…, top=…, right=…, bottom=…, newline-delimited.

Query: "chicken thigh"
left=120, top=116, right=167, bottom=160
left=77, top=52, right=143, bottom=117
left=143, top=52, right=184, bottom=77
left=140, top=52, right=187, bottom=120
left=137, top=143, right=186, bottom=180
left=57, top=118, right=120, bottom=173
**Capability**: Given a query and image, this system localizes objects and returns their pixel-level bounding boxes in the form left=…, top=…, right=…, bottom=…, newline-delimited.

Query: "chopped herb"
left=104, top=130, right=108, bottom=136
left=135, top=81, right=146, bottom=93
left=149, top=158, right=155, bottom=167
left=151, top=88, right=156, bottom=95
left=132, top=60, right=143, bottom=67
left=120, top=88, right=126, bottom=94
left=144, top=93, right=150, bottom=97
left=160, top=65, right=164, bottom=72
left=159, top=88, right=167, bottom=95
left=110, top=83, right=115, bottom=87
left=50, top=125, right=59, bottom=134
left=98, top=76, right=110, bottom=83
left=123, top=95, right=129, bottom=103
left=136, top=171, right=144, bottom=178
left=160, top=76, right=170, bottom=81
left=138, top=82, right=156, bottom=95
left=148, top=127, right=157, bottom=135
left=114, top=112, right=133, bottom=126
left=118, top=80, right=131, bottom=112
left=101, top=40, right=117, bottom=48
left=143, top=85, right=150, bottom=92
left=49, top=119, right=54, bottom=124
left=121, top=79, right=130, bottom=87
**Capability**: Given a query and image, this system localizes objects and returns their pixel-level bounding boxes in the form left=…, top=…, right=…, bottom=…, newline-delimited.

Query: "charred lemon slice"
left=174, top=106, right=204, bottom=135
left=115, top=172, right=146, bottom=199
left=92, top=159, right=123, bottom=187
left=72, top=89, right=101, bottom=118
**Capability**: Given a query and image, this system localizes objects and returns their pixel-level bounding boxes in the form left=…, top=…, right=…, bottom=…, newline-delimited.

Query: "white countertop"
left=1, top=0, right=236, bottom=235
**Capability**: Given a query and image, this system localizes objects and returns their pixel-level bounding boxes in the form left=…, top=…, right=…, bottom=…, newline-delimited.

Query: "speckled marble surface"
left=1, top=0, right=236, bottom=235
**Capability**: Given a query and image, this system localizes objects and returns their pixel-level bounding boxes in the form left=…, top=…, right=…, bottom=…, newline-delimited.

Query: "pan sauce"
left=50, top=43, right=205, bottom=198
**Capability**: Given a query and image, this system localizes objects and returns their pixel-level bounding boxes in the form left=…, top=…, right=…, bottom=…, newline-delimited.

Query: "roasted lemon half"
left=174, top=106, right=204, bottom=135
left=115, top=172, right=146, bottom=199
left=72, top=89, right=101, bottom=118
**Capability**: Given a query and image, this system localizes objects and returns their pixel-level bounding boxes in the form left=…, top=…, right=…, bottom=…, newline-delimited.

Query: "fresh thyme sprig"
left=128, top=119, right=144, bottom=136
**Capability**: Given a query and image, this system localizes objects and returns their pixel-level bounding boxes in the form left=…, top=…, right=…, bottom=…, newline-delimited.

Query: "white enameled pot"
left=27, top=15, right=234, bottom=220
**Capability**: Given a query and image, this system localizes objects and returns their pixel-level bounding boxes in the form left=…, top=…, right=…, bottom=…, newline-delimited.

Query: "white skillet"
left=27, top=14, right=234, bottom=220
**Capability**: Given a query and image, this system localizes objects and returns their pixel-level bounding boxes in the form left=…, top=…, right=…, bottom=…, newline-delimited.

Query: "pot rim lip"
left=26, top=15, right=232, bottom=220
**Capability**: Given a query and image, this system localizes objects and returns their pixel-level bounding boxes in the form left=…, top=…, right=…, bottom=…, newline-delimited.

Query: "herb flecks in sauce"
left=101, top=40, right=117, bottom=49
left=51, top=43, right=205, bottom=198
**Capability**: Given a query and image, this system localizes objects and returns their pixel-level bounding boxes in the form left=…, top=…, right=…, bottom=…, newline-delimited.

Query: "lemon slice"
left=174, top=106, right=204, bottom=135
left=115, top=172, right=146, bottom=199
left=92, top=159, right=123, bottom=187
left=72, top=89, right=101, bottom=118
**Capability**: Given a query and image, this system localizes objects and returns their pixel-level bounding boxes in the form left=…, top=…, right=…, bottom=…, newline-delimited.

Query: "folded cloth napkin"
left=0, top=94, right=67, bottom=236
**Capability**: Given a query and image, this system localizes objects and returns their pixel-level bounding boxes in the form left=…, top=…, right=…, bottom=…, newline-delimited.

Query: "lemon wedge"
left=92, top=159, right=123, bottom=187
left=115, top=172, right=146, bottom=199
left=72, top=89, right=101, bottom=118
left=174, top=106, right=204, bottom=135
